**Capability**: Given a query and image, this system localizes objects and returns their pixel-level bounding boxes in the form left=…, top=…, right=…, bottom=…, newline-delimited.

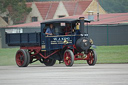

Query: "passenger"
left=45, top=24, right=55, bottom=36
left=75, top=23, right=80, bottom=34
left=76, top=23, right=80, bottom=30
left=64, top=23, right=71, bottom=35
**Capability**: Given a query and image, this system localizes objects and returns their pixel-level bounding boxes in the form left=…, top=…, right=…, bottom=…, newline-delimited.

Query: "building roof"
left=35, top=2, right=59, bottom=20
left=63, top=1, right=76, bottom=16
left=7, top=13, right=128, bottom=28
left=62, top=13, right=128, bottom=25
left=35, top=0, right=92, bottom=20
left=46, top=2, right=59, bottom=19
left=90, top=13, right=128, bottom=25
left=6, top=0, right=93, bottom=25
left=63, top=0, right=92, bottom=16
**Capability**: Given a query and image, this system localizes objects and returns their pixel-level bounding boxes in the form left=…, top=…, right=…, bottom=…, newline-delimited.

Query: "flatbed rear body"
left=6, top=32, right=41, bottom=46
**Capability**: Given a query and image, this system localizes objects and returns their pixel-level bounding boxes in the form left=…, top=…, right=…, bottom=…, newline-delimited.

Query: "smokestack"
left=79, top=17, right=85, bottom=34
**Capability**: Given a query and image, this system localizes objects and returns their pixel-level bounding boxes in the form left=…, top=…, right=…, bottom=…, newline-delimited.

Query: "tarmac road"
left=0, top=64, right=128, bottom=85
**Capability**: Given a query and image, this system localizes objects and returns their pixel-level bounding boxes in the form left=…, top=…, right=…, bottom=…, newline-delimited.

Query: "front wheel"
left=87, top=49, right=97, bottom=66
left=64, top=49, right=74, bottom=67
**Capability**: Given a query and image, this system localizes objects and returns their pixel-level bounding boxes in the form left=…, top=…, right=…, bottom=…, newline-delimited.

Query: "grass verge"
left=0, top=45, right=128, bottom=66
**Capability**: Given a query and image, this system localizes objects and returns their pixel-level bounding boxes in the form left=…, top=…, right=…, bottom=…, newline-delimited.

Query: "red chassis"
left=19, top=45, right=96, bottom=67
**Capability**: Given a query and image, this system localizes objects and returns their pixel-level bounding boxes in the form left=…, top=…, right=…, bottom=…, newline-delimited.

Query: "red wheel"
left=16, top=49, right=30, bottom=67
left=87, top=49, right=97, bottom=66
left=64, top=49, right=74, bottom=66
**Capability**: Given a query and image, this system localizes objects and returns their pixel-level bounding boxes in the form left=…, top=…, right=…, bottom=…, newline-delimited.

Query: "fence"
left=88, top=24, right=128, bottom=46
left=0, top=24, right=128, bottom=48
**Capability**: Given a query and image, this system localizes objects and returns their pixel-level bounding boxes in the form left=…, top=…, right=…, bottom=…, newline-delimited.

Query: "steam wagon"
left=6, top=17, right=97, bottom=67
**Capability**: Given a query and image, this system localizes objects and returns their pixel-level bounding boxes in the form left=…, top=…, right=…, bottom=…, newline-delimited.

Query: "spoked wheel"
left=44, top=58, right=56, bottom=66
left=87, top=49, right=97, bottom=66
left=15, top=49, right=30, bottom=67
left=64, top=49, right=74, bottom=67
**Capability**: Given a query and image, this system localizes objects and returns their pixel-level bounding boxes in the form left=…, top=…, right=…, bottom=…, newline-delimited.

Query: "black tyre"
left=87, top=49, right=97, bottom=66
left=24, top=50, right=30, bottom=66
left=44, top=58, right=56, bottom=66
left=15, top=49, right=30, bottom=67
left=64, top=49, right=74, bottom=67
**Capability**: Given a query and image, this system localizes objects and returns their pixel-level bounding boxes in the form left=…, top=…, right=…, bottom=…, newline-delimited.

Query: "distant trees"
left=0, top=0, right=32, bottom=24
left=99, top=0, right=128, bottom=13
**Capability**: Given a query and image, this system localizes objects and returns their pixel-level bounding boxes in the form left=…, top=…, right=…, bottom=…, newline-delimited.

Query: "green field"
left=0, top=45, right=128, bottom=66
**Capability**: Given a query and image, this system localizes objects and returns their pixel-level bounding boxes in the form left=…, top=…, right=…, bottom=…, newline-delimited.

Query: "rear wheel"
left=15, top=49, right=30, bottom=67
left=25, top=50, right=30, bottom=65
left=87, top=49, right=97, bottom=66
left=44, top=58, right=56, bottom=66
left=64, top=49, right=74, bottom=67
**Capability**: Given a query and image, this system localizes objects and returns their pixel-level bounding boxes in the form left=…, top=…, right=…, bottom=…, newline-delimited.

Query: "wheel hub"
left=19, top=56, right=24, bottom=61
left=66, top=56, right=69, bottom=60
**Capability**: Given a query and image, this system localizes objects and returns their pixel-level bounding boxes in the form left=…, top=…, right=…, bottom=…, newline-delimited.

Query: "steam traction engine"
left=6, top=17, right=97, bottom=67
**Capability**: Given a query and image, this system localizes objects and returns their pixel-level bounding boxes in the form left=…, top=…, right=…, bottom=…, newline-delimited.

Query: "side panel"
left=6, top=33, right=41, bottom=46
left=44, top=35, right=81, bottom=51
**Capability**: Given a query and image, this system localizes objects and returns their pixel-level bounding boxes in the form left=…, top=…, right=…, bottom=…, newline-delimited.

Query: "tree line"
left=99, top=0, right=128, bottom=13
left=0, top=0, right=32, bottom=24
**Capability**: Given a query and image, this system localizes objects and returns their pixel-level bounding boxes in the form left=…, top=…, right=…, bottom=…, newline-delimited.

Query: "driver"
left=45, top=24, right=55, bottom=35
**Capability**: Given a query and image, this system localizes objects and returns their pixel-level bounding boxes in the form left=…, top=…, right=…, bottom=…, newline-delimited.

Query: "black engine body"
left=76, top=37, right=91, bottom=52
